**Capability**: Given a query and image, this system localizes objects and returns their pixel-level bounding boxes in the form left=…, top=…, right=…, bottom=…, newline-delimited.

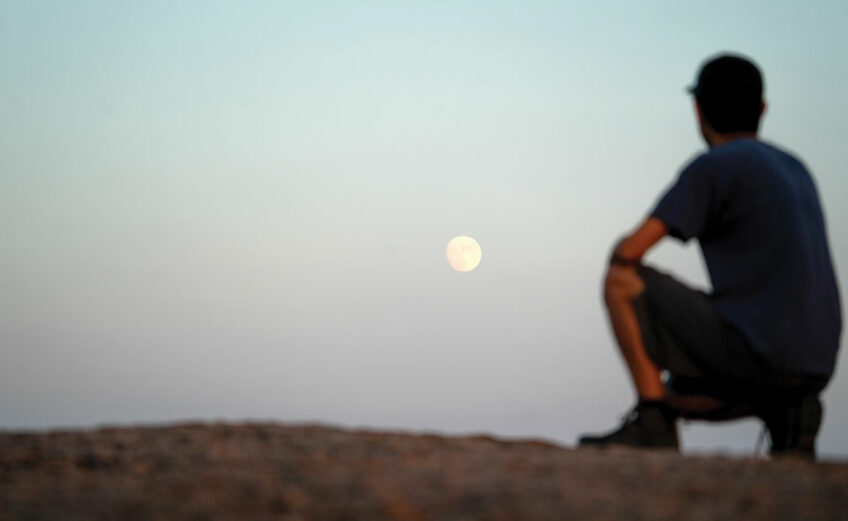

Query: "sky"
left=2, top=1, right=847, bottom=457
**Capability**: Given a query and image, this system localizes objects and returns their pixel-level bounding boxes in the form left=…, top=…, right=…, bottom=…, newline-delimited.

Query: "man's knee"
left=604, top=265, right=646, bottom=306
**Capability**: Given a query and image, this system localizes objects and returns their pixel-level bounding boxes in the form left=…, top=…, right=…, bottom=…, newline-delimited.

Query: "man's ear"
left=694, top=101, right=705, bottom=123
left=694, top=100, right=715, bottom=147
left=760, top=100, right=767, bottom=117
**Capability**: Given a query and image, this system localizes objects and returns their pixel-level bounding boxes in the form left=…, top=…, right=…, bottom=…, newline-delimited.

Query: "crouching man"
left=579, top=54, right=842, bottom=459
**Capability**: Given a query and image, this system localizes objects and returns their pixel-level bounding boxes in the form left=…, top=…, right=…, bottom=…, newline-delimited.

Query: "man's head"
left=689, top=53, right=765, bottom=146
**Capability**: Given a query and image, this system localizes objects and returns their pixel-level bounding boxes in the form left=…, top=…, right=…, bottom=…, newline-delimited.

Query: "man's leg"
left=603, top=264, right=665, bottom=400
left=578, top=265, right=678, bottom=449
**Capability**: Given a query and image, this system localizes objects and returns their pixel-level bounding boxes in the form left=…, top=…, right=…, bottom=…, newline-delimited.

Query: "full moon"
left=446, top=236, right=482, bottom=272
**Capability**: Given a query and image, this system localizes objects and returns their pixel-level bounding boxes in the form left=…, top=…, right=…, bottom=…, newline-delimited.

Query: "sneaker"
left=579, top=401, right=679, bottom=450
left=759, top=393, right=822, bottom=460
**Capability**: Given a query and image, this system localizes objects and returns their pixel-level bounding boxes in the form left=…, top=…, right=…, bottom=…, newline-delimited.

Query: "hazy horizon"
left=2, top=1, right=847, bottom=457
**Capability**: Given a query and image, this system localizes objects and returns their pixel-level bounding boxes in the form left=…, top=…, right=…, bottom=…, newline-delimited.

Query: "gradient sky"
left=2, top=1, right=847, bottom=457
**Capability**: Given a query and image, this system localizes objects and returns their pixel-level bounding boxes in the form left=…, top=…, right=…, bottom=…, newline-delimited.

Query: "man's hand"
left=610, top=217, right=669, bottom=266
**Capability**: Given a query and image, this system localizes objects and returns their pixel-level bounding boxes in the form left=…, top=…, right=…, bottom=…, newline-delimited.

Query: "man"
left=578, top=54, right=842, bottom=458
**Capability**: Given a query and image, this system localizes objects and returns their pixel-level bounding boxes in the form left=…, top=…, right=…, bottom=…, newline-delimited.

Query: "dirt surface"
left=1, top=422, right=846, bottom=521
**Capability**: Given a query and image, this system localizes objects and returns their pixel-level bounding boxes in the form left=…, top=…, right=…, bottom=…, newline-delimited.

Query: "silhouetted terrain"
left=1, top=423, right=846, bottom=520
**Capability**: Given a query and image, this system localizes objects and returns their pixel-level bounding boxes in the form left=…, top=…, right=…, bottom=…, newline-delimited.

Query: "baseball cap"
left=688, top=54, right=764, bottom=101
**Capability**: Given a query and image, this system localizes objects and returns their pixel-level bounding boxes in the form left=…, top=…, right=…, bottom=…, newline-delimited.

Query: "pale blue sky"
left=2, top=1, right=847, bottom=457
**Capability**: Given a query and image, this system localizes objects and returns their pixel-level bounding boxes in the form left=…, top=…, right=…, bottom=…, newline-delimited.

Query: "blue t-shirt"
left=652, top=139, right=842, bottom=377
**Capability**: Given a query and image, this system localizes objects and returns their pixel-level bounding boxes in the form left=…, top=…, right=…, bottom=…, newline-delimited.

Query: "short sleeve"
left=651, top=157, right=714, bottom=242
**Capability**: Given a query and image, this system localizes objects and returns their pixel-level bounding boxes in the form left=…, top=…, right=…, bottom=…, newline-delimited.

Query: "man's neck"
left=707, top=131, right=758, bottom=148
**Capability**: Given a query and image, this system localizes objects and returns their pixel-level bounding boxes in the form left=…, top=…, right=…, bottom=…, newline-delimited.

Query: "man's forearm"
left=609, top=217, right=669, bottom=266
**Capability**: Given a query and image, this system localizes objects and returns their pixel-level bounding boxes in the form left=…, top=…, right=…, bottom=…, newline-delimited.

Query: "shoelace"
left=621, top=408, right=639, bottom=424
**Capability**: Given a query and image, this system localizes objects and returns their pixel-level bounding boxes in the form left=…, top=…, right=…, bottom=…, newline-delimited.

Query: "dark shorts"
left=633, top=265, right=828, bottom=403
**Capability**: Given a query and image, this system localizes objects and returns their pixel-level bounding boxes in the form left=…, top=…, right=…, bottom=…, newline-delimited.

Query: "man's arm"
left=610, top=217, right=668, bottom=266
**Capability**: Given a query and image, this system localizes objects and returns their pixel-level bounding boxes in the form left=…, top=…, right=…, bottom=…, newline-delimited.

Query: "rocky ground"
left=1, top=422, right=847, bottom=521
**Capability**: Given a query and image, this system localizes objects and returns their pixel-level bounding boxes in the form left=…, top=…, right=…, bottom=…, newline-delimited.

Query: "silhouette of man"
left=579, top=54, right=842, bottom=458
